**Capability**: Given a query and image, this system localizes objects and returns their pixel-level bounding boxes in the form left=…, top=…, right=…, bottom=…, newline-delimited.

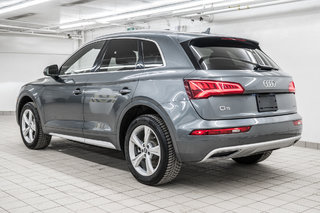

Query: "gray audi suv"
left=16, top=31, right=302, bottom=185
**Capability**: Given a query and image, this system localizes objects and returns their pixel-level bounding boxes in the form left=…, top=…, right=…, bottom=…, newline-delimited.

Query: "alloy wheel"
left=129, top=125, right=161, bottom=176
left=21, top=109, right=36, bottom=143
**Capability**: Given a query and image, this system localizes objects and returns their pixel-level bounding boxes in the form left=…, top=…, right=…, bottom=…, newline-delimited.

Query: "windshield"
left=190, top=45, right=279, bottom=70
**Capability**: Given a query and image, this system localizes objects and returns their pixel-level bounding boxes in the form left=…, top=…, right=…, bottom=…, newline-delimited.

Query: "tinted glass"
left=190, top=44, right=279, bottom=70
left=60, top=41, right=105, bottom=75
left=100, top=39, right=138, bottom=72
left=142, top=40, right=163, bottom=68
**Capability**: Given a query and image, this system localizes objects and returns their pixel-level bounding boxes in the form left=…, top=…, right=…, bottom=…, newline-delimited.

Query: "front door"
left=41, top=40, right=105, bottom=137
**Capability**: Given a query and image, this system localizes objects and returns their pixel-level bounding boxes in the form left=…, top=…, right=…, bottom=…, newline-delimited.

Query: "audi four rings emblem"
left=263, top=80, right=276, bottom=88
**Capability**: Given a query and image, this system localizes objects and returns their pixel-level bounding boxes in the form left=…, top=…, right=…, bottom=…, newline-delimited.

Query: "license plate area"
left=256, top=94, right=278, bottom=112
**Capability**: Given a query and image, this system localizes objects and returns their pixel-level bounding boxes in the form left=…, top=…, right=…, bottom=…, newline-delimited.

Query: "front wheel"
left=20, top=102, right=51, bottom=149
left=124, top=114, right=181, bottom=185
left=232, top=151, right=272, bottom=164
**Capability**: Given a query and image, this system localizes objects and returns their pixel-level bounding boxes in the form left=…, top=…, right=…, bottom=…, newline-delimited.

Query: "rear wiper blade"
left=254, top=64, right=279, bottom=71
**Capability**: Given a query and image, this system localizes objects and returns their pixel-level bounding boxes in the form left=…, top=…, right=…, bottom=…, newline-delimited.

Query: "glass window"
left=100, top=39, right=138, bottom=72
left=142, top=40, right=163, bottom=68
left=60, top=41, right=105, bottom=75
left=188, top=38, right=279, bottom=71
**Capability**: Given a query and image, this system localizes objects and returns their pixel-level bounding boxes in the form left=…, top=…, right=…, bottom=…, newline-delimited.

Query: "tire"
left=19, top=102, right=51, bottom=149
left=124, top=114, right=182, bottom=185
left=232, top=151, right=272, bottom=164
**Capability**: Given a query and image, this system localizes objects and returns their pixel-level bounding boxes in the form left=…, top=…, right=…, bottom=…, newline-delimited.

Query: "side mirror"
left=43, top=65, right=59, bottom=77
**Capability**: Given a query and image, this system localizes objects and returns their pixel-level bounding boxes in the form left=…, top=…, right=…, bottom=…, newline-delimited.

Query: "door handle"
left=119, top=88, right=131, bottom=95
left=73, top=88, right=82, bottom=95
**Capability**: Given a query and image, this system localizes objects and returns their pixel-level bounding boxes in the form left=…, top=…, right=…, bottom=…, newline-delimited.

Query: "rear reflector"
left=289, top=81, right=295, bottom=93
left=190, top=126, right=251, bottom=135
left=293, top=120, right=302, bottom=126
left=184, top=80, right=244, bottom=99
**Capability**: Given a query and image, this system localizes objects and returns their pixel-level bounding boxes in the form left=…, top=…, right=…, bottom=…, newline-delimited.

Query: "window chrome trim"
left=58, top=36, right=166, bottom=77
left=50, top=133, right=116, bottom=150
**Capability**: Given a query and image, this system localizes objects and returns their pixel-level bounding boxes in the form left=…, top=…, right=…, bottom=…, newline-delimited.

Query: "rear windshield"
left=188, top=38, right=279, bottom=70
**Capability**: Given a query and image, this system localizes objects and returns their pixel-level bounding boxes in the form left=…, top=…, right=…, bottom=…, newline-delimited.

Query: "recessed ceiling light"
left=0, top=0, right=52, bottom=15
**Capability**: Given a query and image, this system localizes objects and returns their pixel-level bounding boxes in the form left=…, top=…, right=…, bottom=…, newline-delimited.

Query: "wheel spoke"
left=23, top=113, right=29, bottom=125
left=144, top=126, right=151, bottom=145
left=145, top=155, right=154, bottom=175
left=149, top=145, right=160, bottom=156
left=131, top=134, right=143, bottom=149
left=29, top=129, right=34, bottom=141
left=23, top=127, right=29, bottom=136
left=30, top=123, right=36, bottom=131
left=28, top=111, right=33, bottom=123
left=132, top=153, right=145, bottom=167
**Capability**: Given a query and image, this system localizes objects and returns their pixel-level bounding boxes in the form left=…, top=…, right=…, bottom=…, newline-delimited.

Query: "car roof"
left=96, top=30, right=259, bottom=45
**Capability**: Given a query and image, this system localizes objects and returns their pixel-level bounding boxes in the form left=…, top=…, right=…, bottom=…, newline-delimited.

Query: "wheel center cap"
left=143, top=148, right=147, bottom=153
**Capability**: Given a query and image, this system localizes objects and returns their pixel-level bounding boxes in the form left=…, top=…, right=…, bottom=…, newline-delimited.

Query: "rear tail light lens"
left=184, top=80, right=244, bottom=99
left=293, top=120, right=302, bottom=126
left=289, top=81, right=295, bottom=93
left=190, top=126, right=251, bottom=135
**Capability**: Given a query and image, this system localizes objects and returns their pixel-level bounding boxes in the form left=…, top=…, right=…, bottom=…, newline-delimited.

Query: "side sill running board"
left=49, top=133, right=116, bottom=150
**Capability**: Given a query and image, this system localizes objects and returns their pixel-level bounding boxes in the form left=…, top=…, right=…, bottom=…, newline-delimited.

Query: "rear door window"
left=100, top=39, right=139, bottom=72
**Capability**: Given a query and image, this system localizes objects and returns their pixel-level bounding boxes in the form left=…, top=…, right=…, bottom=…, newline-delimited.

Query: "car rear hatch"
left=182, top=36, right=297, bottom=120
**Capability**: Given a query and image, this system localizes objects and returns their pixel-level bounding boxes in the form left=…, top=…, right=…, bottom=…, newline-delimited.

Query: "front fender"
left=16, top=85, right=45, bottom=128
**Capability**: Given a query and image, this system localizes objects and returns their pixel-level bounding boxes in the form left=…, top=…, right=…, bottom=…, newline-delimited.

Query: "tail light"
left=184, top=80, right=244, bottom=99
left=289, top=81, right=295, bottom=93
left=293, top=120, right=302, bottom=126
left=190, top=126, right=251, bottom=135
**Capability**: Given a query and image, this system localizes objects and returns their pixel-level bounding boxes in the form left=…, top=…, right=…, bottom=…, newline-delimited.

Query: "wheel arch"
left=117, top=97, right=181, bottom=161
left=16, top=94, right=36, bottom=124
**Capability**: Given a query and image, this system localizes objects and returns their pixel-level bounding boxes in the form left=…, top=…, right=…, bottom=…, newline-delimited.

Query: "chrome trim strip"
left=200, top=136, right=301, bottom=162
left=50, top=133, right=116, bottom=150
left=58, top=37, right=166, bottom=77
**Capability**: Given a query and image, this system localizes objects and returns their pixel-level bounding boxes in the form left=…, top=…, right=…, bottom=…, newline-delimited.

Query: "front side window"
left=142, top=40, right=163, bottom=68
left=60, top=41, right=105, bottom=75
left=188, top=38, right=279, bottom=70
left=100, top=39, right=138, bottom=72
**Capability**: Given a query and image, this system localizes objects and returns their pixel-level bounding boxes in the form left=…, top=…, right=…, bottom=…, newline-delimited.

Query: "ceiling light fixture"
left=0, top=0, right=25, bottom=8
left=0, top=0, right=52, bottom=15
left=96, top=0, right=226, bottom=23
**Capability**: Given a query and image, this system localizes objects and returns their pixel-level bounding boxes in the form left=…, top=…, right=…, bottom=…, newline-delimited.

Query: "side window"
left=142, top=40, right=163, bottom=68
left=60, top=41, right=105, bottom=75
left=100, top=39, right=138, bottom=72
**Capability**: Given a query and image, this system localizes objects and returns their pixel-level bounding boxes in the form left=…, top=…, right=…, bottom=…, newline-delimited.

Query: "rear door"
left=183, top=37, right=297, bottom=120
left=83, top=38, right=165, bottom=143
left=41, top=40, right=105, bottom=136
left=83, top=39, right=140, bottom=143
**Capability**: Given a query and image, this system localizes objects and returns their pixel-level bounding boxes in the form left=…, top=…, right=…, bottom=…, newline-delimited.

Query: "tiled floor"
left=0, top=115, right=319, bottom=213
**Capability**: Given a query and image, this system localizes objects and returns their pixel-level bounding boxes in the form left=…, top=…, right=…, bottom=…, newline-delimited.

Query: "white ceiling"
left=0, top=0, right=308, bottom=39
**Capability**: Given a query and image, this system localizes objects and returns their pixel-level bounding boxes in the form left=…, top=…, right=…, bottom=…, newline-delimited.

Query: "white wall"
left=0, top=35, right=76, bottom=111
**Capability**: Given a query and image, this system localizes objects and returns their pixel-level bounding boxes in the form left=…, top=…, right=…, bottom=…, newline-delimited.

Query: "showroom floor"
left=0, top=115, right=319, bottom=213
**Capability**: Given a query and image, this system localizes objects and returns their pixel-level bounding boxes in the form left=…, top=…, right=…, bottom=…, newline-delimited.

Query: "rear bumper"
left=173, top=113, right=302, bottom=162
left=200, top=135, right=300, bottom=162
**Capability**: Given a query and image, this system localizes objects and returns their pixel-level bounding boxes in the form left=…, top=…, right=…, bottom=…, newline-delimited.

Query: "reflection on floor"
left=0, top=115, right=319, bottom=213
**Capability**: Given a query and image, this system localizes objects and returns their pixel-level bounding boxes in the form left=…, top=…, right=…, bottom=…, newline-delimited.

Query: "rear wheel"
left=20, top=102, right=51, bottom=149
left=124, top=114, right=181, bottom=185
left=232, top=151, right=272, bottom=164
